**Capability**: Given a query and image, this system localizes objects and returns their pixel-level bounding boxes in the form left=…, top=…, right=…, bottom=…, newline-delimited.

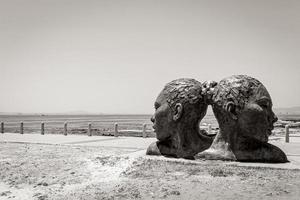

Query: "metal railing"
left=2, top=120, right=299, bottom=143
left=0, top=121, right=214, bottom=138
left=274, top=120, right=300, bottom=143
left=284, top=123, right=300, bottom=143
left=0, top=121, right=153, bottom=138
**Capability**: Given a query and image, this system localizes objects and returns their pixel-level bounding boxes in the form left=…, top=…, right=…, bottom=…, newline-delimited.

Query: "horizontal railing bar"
left=1, top=121, right=214, bottom=126
left=0, top=120, right=154, bottom=125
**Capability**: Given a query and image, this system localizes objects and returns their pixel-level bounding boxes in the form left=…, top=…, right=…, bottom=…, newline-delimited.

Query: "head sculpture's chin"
left=156, top=133, right=172, bottom=141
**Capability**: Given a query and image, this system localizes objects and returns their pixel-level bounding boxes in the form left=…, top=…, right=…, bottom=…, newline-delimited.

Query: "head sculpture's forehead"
left=213, top=75, right=268, bottom=108
left=160, top=78, right=204, bottom=109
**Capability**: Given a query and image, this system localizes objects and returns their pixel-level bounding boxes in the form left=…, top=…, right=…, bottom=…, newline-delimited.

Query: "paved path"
left=0, top=133, right=156, bottom=150
left=1, top=133, right=300, bottom=169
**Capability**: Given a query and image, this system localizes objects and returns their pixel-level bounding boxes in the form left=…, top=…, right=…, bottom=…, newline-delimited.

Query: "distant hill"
left=273, top=106, right=300, bottom=115
left=62, top=110, right=98, bottom=115
left=0, top=111, right=104, bottom=116
left=0, top=112, right=24, bottom=115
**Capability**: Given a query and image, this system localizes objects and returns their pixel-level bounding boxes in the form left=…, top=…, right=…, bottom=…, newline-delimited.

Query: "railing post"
left=142, top=124, right=147, bottom=138
left=1, top=122, right=4, bottom=134
left=285, top=124, right=289, bottom=143
left=208, top=124, right=212, bottom=134
left=114, top=123, right=118, bottom=137
left=88, top=123, right=92, bottom=136
left=64, top=122, right=68, bottom=136
left=41, top=122, right=45, bottom=135
left=20, top=122, right=24, bottom=134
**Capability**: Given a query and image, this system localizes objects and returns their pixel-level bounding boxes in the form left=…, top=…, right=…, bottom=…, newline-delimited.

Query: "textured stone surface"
left=196, top=75, right=288, bottom=163
left=146, top=78, right=214, bottom=159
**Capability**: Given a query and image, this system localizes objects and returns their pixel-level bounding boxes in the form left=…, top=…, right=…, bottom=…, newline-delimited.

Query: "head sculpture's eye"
left=257, top=97, right=271, bottom=109
left=261, top=104, right=268, bottom=109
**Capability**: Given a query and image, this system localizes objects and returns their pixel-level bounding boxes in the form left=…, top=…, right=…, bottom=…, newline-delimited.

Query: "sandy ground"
left=1, top=142, right=300, bottom=200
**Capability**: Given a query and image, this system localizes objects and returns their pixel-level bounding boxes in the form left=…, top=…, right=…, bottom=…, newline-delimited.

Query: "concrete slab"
left=69, top=137, right=157, bottom=150
left=1, top=133, right=299, bottom=170
left=0, top=133, right=113, bottom=145
left=0, top=133, right=156, bottom=150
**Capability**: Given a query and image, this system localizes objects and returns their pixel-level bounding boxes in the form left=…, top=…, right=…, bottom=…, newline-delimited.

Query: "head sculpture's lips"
left=152, top=125, right=156, bottom=132
left=267, top=128, right=273, bottom=136
left=267, top=124, right=274, bottom=134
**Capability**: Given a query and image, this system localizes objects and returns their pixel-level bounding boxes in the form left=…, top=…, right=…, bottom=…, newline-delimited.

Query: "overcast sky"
left=0, top=0, right=299, bottom=114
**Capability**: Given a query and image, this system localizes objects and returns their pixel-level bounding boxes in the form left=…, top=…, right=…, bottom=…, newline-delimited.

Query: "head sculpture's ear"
left=173, top=103, right=183, bottom=121
left=224, top=101, right=238, bottom=120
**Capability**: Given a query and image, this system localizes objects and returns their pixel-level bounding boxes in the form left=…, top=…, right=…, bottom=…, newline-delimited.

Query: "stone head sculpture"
left=196, top=75, right=288, bottom=163
left=146, top=78, right=214, bottom=159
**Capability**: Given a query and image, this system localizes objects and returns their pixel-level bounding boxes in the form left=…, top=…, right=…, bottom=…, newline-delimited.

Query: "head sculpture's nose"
left=269, top=112, right=278, bottom=129
left=150, top=116, right=155, bottom=123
